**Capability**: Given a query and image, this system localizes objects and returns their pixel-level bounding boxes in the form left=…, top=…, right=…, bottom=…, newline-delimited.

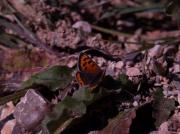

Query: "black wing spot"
left=82, top=63, right=86, bottom=67
left=84, top=67, right=87, bottom=70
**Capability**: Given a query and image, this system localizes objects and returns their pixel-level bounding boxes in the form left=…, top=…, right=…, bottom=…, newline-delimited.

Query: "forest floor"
left=0, top=0, right=179, bottom=134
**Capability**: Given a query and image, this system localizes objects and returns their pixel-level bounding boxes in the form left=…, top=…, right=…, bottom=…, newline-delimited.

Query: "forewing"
left=78, top=53, right=102, bottom=74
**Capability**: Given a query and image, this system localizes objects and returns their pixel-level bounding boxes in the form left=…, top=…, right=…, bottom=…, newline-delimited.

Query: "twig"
left=91, top=24, right=132, bottom=37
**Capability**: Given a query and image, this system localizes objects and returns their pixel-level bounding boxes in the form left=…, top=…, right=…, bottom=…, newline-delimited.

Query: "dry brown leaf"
left=72, top=21, right=92, bottom=33
left=93, top=110, right=136, bottom=134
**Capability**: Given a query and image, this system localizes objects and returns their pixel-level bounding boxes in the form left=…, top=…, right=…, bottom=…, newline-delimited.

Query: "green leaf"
left=61, top=97, right=87, bottom=116
left=100, top=10, right=117, bottom=20
left=21, top=65, right=73, bottom=91
left=152, top=88, right=175, bottom=128
left=72, top=88, right=94, bottom=102
left=42, top=87, right=111, bottom=133
left=0, top=30, right=25, bottom=48
left=42, top=96, right=86, bottom=133
left=0, top=89, right=27, bottom=105
left=100, top=4, right=164, bottom=20
left=72, top=87, right=107, bottom=106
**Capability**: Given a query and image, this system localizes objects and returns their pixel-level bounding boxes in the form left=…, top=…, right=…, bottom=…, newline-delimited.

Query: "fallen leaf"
left=152, top=88, right=175, bottom=128
left=72, top=21, right=92, bottom=33
left=95, top=110, right=136, bottom=134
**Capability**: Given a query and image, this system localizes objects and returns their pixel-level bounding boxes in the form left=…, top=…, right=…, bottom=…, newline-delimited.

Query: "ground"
left=0, top=0, right=179, bottom=134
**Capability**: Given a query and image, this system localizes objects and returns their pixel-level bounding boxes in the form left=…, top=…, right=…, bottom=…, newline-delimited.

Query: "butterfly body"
left=76, top=52, right=105, bottom=90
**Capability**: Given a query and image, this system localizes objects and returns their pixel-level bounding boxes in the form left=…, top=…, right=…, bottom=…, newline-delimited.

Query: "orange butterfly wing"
left=76, top=52, right=105, bottom=89
left=76, top=72, right=85, bottom=87
left=78, top=53, right=102, bottom=74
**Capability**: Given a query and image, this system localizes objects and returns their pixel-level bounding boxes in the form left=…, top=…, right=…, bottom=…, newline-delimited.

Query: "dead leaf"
left=72, top=21, right=92, bottom=33
left=95, top=110, right=136, bottom=134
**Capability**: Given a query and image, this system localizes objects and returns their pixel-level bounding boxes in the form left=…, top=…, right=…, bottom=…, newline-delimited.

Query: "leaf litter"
left=0, top=0, right=179, bottom=134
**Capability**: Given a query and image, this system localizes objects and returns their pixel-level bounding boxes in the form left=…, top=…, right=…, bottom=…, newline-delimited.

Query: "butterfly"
left=75, top=52, right=105, bottom=90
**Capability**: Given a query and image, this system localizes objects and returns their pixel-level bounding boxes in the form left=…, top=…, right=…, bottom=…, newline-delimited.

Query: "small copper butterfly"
left=75, top=52, right=105, bottom=90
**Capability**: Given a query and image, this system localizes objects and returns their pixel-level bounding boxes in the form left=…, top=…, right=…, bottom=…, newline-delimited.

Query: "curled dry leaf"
left=72, top=21, right=92, bottom=33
